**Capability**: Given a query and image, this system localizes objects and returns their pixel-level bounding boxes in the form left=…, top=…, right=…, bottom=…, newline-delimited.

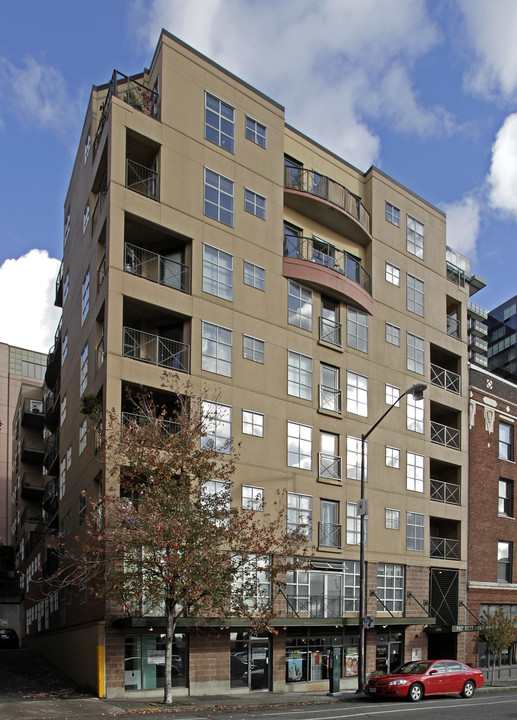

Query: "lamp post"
left=356, top=382, right=427, bottom=693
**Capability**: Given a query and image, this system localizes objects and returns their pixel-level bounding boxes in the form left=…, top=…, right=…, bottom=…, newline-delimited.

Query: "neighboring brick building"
left=467, top=365, right=517, bottom=676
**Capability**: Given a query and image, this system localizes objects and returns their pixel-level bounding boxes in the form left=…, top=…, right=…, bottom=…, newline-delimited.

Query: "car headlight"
left=388, top=679, right=408, bottom=686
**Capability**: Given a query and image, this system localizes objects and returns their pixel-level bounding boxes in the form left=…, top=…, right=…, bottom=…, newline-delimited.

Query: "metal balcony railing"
left=96, top=337, right=105, bottom=371
left=446, top=262, right=466, bottom=287
left=124, top=242, right=191, bottom=294
left=430, top=363, right=461, bottom=394
left=285, top=594, right=357, bottom=618
left=123, top=327, right=190, bottom=373
left=468, top=301, right=489, bottom=320
left=430, top=536, right=460, bottom=560
left=319, top=385, right=342, bottom=414
left=97, top=252, right=106, bottom=289
left=284, top=167, right=371, bottom=234
left=284, top=235, right=371, bottom=294
left=126, top=159, right=158, bottom=200
left=318, top=522, right=342, bottom=548
left=447, top=314, right=461, bottom=339
left=318, top=452, right=342, bottom=481
left=468, top=319, right=488, bottom=336
left=471, top=352, right=488, bottom=367
left=122, top=412, right=180, bottom=437
left=92, top=188, right=107, bottom=231
left=319, top=317, right=342, bottom=347
left=430, top=478, right=461, bottom=505
left=430, top=421, right=461, bottom=450
left=470, top=336, right=488, bottom=352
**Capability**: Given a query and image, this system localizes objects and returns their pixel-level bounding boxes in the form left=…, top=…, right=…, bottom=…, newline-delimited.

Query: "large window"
left=125, top=634, right=187, bottom=690
left=407, top=332, right=425, bottom=374
left=81, top=271, right=90, bottom=326
left=407, top=512, right=424, bottom=551
left=347, top=308, right=368, bottom=353
left=245, top=189, right=266, bottom=219
left=498, top=541, right=512, bottom=583
left=344, top=561, right=360, bottom=613
left=377, top=564, right=404, bottom=612
left=347, top=436, right=367, bottom=480
left=243, top=261, right=265, bottom=291
left=385, top=202, right=400, bottom=227
left=407, top=274, right=425, bottom=317
left=499, top=422, right=514, bottom=461
left=288, top=281, right=313, bottom=331
left=79, top=419, right=87, bottom=455
left=242, top=410, right=264, bottom=437
left=347, top=371, right=368, bottom=416
left=204, top=169, right=234, bottom=227
left=245, top=116, right=266, bottom=147
left=407, top=452, right=424, bottom=492
left=346, top=502, right=367, bottom=545
left=243, top=335, right=265, bottom=363
left=288, top=351, right=313, bottom=400
left=205, top=92, right=234, bottom=152
left=287, top=422, right=312, bottom=470
left=242, top=485, right=264, bottom=511
left=232, top=554, right=270, bottom=609
left=499, top=479, right=513, bottom=517
left=407, top=215, right=424, bottom=258
left=287, top=492, right=312, bottom=538
left=201, top=321, right=232, bottom=377
left=407, top=393, right=424, bottom=433
left=202, top=244, right=233, bottom=301
left=201, top=401, right=232, bottom=454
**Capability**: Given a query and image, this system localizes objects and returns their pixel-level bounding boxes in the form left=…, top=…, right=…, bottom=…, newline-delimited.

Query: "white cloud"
left=443, top=194, right=481, bottom=259
left=487, top=114, right=517, bottom=218
left=129, top=0, right=456, bottom=169
left=0, top=250, right=61, bottom=354
left=459, top=0, right=517, bottom=99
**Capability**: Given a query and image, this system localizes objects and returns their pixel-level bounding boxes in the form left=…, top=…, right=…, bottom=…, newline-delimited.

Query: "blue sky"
left=1, top=0, right=517, bottom=352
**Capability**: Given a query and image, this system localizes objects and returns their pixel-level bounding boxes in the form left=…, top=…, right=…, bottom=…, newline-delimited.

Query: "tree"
left=39, top=376, right=309, bottom=703
left=479, top=608, right=517, bottom=686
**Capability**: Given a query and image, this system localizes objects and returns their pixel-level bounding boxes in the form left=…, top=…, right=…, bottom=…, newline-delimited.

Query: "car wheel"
left=461, top=680, right=475, bottom=698
left=408, top=683, right=423, bottom=702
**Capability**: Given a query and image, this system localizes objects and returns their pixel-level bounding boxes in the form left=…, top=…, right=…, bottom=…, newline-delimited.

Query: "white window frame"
left=201, top=321, right=232, bottom=377
left=288, top=280, right=313, bottom=331
left=347, top=307, right=368, bottom=353
left=287, top=422, right=312, bottom=470
left=204, top=168, right=234, bottom=227
left=385, top=262, right=400, bottom=286
left=385, top=322, right=401, bottom=346
left=377, top=563, right=404, bottom=611
left=242, top=410, right=264, bottom=437
left=347, top=371, right=368, bottom=417
left=243, top=335, right=265, bottom=363
left=407, top=512, right=425, bottom=551
left=386, top=446, right=400, bottom=468
left=59, top=458, right=66, bottom=500
left=287, top=492, right=312, bottom=538
left=62, top=332, right=68, bottom=364
left=202, top=243, right=233, bottom=301
left=243, top=261, right=265, bottom=291
left=385, top=509, right=400, bottom=530
left=288, top=350, right=313, bottom=400
left=64, top=211, right=70, bottom=245
left=407, top=451, right=425, bottom=492
left=63, top=271, right=69, bottom=304
left=385, top=202, right=400, bottom=227
left=79, top=419, right=87, bottom=455
left=201, top=401, right=232, bottom=454
left=83, top=203, right=90, bottom=235
left=245, top=116, right=266, bottom=147
left=205, top=92, right=234, bottom=152
left=407, top=215, right=425, bottom=258
left=242, top=485, right=264, bottom=511
left=60, top=395, right=67, bottom=427
left=347, top=501, right=367, bottom=545
left=347, top=436, right=367, bottom=480
left=407, top=273, right=425, bottom=317
left=244, top=188, right=266, bottom=219
left=407, top=332, right=425, bottom=375
left=407, top=393, right=424, bottom=433
left=66, top=445, right=72, bottom=470
left=84, top=133, right=91, bottom=164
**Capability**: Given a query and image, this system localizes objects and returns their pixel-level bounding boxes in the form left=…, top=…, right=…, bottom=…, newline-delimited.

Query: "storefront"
left=285, top=627, right=359, bottom=686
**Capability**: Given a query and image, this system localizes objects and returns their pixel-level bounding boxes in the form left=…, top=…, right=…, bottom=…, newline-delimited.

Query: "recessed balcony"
left=284, top=167, right=371, bottom=246
left=54, top=261, right=63, bottom=308
left=21, top=437, right=44, bottom=465
left=43, top=434, right=59, bottom=476
left=20, top=473, right=45, bottom=500
left=123, top=327, right=190, bottom=373
left=126, top=159, right=158, bottom=200
left=285, top=595, right=353, bottom=618
left=125, top=242, right=191, bottom=294
left=430, top=536, right=460, bottom=561
left=430, top=478, right=460, bottom=505
left=21, top=399, right=44, bottom=429
left=430, top=363, right=460, bottom=395
left=121, top=411, right=180, bottom=437
left=430, top=421, right=461, bottom=451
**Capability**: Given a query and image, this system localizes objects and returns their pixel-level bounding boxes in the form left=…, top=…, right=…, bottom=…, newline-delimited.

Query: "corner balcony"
left=21, top=437, right=44, bottom=465
left=284, top=168, right=371, bottom=246
left=122, top=411, right=180, bottom=437
left=123, top=327, right=190, bottom=373
left=283, top=236, right=372, bottom=313
left=125, top=242, right=191, bottom=294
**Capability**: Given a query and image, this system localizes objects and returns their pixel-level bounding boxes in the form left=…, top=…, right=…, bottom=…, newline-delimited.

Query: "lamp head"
left=409, top=382, right=427, bottom=401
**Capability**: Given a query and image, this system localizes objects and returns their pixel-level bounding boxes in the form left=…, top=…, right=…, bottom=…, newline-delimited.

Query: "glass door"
left=249, top=638, right=270, bottom=691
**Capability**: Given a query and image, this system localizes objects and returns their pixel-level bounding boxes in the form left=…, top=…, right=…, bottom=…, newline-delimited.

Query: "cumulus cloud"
left=487, top=114, right=517, bottom=217
left=443, top=194, right=481, bottom=260
left=129, top=0, right=457, bottom=169
left=0, top=250, right=61, bottom=354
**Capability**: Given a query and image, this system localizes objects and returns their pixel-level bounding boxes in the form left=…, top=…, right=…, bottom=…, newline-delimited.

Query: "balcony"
left=319, top=317, right=342, bottom=348
left=21, top=505, right=41, bottom=528
left=318, top=452, right=342, bottom=481
left=122, top=411, right=180, bottom=437
left=430, top=478, right=460, bottom=505
left=446, top=262, right=465, bottom=287
left=126, top=158, right=158, bottom=200
left=430, top=363, right=460, bottom=394
left=44, top=384, right=60, bottom=434
left=469, top=336, right=488, bottom=353
left=42, top=477, right=59, bottom=530
left=318, top=522, right=342, bottom=548
left=470, top=352, right=488, bottom=368
left=21, top=398, right=44, bottom=428
left=21, top=437, right=44, bottom=465
left=284, top=167, right=371, bottom=245
left=123, top=327, right=190, bottom=373
left=55, top=261, right=63, bottom=308
left=469, top=319, right=488, bottom=337
left=43, top=434, right=59, bottom=476
left=97, top=251, right=107, bottom=290
left=125, top=242, right=191, bottom=294
left=430, top=421, right=461, bottom=451
left=285, top=595, right=356, bottom=618
left=20, top=473, right=45, bottom=500
left=27, top=522, right=50, bottom=556
left=92, top=184, right=107, bottom=232
left=430, top=536, right=460, bottom=561
left=319, top=385, right=342, bottom=414
left=468, top=301, right=488, bottom=321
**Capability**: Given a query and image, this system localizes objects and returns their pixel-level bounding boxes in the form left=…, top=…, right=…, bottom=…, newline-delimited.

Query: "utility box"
left=328, top=646, right=341, bottom=694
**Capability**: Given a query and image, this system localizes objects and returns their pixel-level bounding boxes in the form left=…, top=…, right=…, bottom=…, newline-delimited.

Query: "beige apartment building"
left=16, top=31, right=483, bottom=697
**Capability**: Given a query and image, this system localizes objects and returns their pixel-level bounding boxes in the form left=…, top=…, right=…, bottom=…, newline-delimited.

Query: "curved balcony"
left=283, top=236, right=372, bottom=313
left=284, top=168, right=371, bottom=246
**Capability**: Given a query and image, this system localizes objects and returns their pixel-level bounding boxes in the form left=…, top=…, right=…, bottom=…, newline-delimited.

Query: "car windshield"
left=394, top=662, right=432, bottom=675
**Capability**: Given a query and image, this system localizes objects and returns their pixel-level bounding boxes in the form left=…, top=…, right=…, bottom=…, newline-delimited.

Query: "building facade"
left=15, top=32, right=480, bottom=697
left=488, top=296, right=517, bottom=382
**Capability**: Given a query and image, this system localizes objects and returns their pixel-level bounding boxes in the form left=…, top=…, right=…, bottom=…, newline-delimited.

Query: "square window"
left=385, top=262, right=400, bottom=286
left=243, top=335, right=265, bottom=363
left=347, top=371, right=368, bottom=416
left=407, top=393, right=424, bottom=433
left=385, top=202, right=400, bottom=227
left=242, top=410, right=264, bottom=437
left=203, top=244, right=233, bottom=301
left=242, top=485, right=264, bottom=511
left=287, top=422, right=312, bottom=470
left=205, top=92, right=234, bottom=152
left=245, top=189, right=266, bottom=219
left=385, top=322, right=401, bottom=346
left=202, top=321, right=232, bottom=377
left=407, top=273, right=425, bottom=317
left=407, top=332, right=425, bottom=375
left=407, top=452, right=425, bottom=492
left=287, top=492, right=312, bottom=538
left=385, top=509, right=400, bottom=530
left=407, top=215, right=425, bottom=258
left=385, top=446, right=400, bottom=468
left=243, top=261, right=265, bottom=290
left=407, top=512, right=425, bottom=551
left=204, top=168, right=234, bottom=227
left=201, top=401, right=232, bottom=454
left=288, top=351, right=313, bottom=400
left=347, top=308, right=368, bottom=353
left=288, top=280, right=313, bottom=331
left=245, top=116, right=266, bottom=147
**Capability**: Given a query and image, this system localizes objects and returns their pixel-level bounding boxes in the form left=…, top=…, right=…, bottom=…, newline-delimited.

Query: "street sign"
left=363, top=615, right=375, bottom=628
left=357, top=499, right=369, bottom=516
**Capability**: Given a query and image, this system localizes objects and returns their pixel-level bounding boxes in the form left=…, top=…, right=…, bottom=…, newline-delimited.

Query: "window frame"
left=205, top=92, right=235, bottom=152
left=407, top=451, right=425, bottom=493
left=347, top=307, right=368, bottom=353
left=288, top=350, right=313, bottom=400
left=407, top=273, right=425, bottom=317
left=242, top=485, right=264, bottom=511
left=407, top=511, right=425, bottom=551
left=288, top=280, right=313, bottom=331
left=245, top=116, right=266, bottom=147
left=499, top=479, right=513, bottom=517
left=385, top=446, right=400, bottom=468
left=242, top=410, right=264, bottom=437
left=202, top=243, right=234, bottom=301
left=499, top=422, right=514, bottom=461
left=347, top=371, right=368, bottom=417
left=498, top=541, right=513, bottom=583
left=204, top=168, right=234, bottom=227
left=81, top=271, right=90, bottom=326
left=385, top=202, right=401, bottom=227
left=407, top=215, right=425, bottom=259
left=407, top=332, right=425, bottom=375
left=201, top=321, right=233, bottom=377
left=243, top=261, right=265, bottom=291
left=377, top=563, right=404, bottom=611
left=385, top=262, right=400, bottom=286
left=407, top=393, right=424, bottom=434
left=243, top=334, right=265, bottom=364
left=201, top=400, right=232, bottom=454
left=80, top=343, right=88, bottom=395
left=287, top=421, right=312, bottom=470
left=347, top=436, right=367, bottom=481
left=287, top=492, right=313, bottom=538
left=385, top=508, right=401, bottom=530
left=244, top=188, right=266, bottom=219
left=385, top=322, right=401, bottom=346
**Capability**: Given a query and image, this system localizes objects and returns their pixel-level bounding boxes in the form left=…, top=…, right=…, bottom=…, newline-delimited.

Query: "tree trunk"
left=164, top=599, right=177, bottom=704
left=490, top=654, right=496, bottom=687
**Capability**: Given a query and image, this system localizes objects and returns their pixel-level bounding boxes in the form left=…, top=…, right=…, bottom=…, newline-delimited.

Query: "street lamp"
left=356, top=382, right=427, bottom=693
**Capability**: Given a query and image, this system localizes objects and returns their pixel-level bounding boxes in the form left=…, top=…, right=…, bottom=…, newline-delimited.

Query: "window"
left=319, top=432, right=341, bottom=480
left=320, top=364, right=341, bottom=412
left=343, top=561, right=360, bottom=612
left=64, top=211, right=70, bottom=245
left=202, top=321, right=232, bottom=377
left=79, top=419, right=87, bottom=455
left=499, top=479, right=513, bottom=516
left=59, top=459, right=66, bottom=500
left=407, top=512, right=425, bottom=551
left=21, top=362, right=44, bottom=380
left=385, top=262, right=400, bottom=286
left=320, top=297, right=341, bottom=347
left=347, top=371, right=368, bottom=416
left=385, top=322, right=401, bottom=346
left=201, top=401, right=232, bottom=454
left=243, top=335, right=265, bottom=363
left=284, top=222, right=302, bottom=258
left=407, top=393, right=424, bottom=433
left=244, top=189, right=266, bottom=219
left=377, top=564, right=404, bottom=612
left=245, top=116, right=266, bottom=147
left=63, top=271, right=69, bottom=304
left=287, top=351, right=312, bottom=400
left=205, top=92, right=234, bottom=152
left=242, top=485, right=264, bottom=511
left=287, top=492, right=312, bottom=538
left=407, top=332, right=425, bottom=374
left=347, top=502, right=367, bottom=545
left=232, top=554, right=270, bottom=609
left=81, top=272, right=90, bottom=325
left=319, top=500, right=340, bottom=548
left=243, top=261, right=265, bottom=290
left=385, top=509, right=400, bottom=530
left=499, top=422, right=514, bottom=461
left=83, top=203, right=90, bottom=234
left=385, top=202, right=400, bottom=227
left=287, top=422, right=312, bottom=470
left=407, top=215, right=425, bottom=258
left=288, top=281, right=313, bottom=331
left=347, top=436, right=367, bottom=480
left=204, top=169, right=234, bottom=227
left=66, top=445, right=72, bottom=469
left=60, top=395, right=67, bottom=426
left=498, top=541, right=512, bottom=582
left=79, top=493, right=86, bottom=525
left=385, top=446, right=400, bottom=468
left=84, top=133, right=91, bottom=163
left=242, top=410, right=264, bottom=437
left=202, top=480, right=231, bottom=527
left=407, top=452, right=424, bottom=492
left=347, top=308, right=368, bottom=353
left=80, top=344, right=88, bottom=395
left=407, top=274, right=425, bottom=317
left=203, top=244, right=233, bottom=301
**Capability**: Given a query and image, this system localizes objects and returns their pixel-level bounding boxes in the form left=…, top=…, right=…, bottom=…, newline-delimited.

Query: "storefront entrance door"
left=249, top=638, right=269, bottom=691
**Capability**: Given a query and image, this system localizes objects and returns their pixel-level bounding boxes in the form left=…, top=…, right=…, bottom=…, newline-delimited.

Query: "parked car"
left=0, top=628, right=19, bottom=649
left=365, top=659, right=484, bottom=702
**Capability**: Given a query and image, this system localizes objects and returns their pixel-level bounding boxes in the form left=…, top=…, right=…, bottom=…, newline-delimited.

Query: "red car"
left=365, top=659, right=484, bottom=702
